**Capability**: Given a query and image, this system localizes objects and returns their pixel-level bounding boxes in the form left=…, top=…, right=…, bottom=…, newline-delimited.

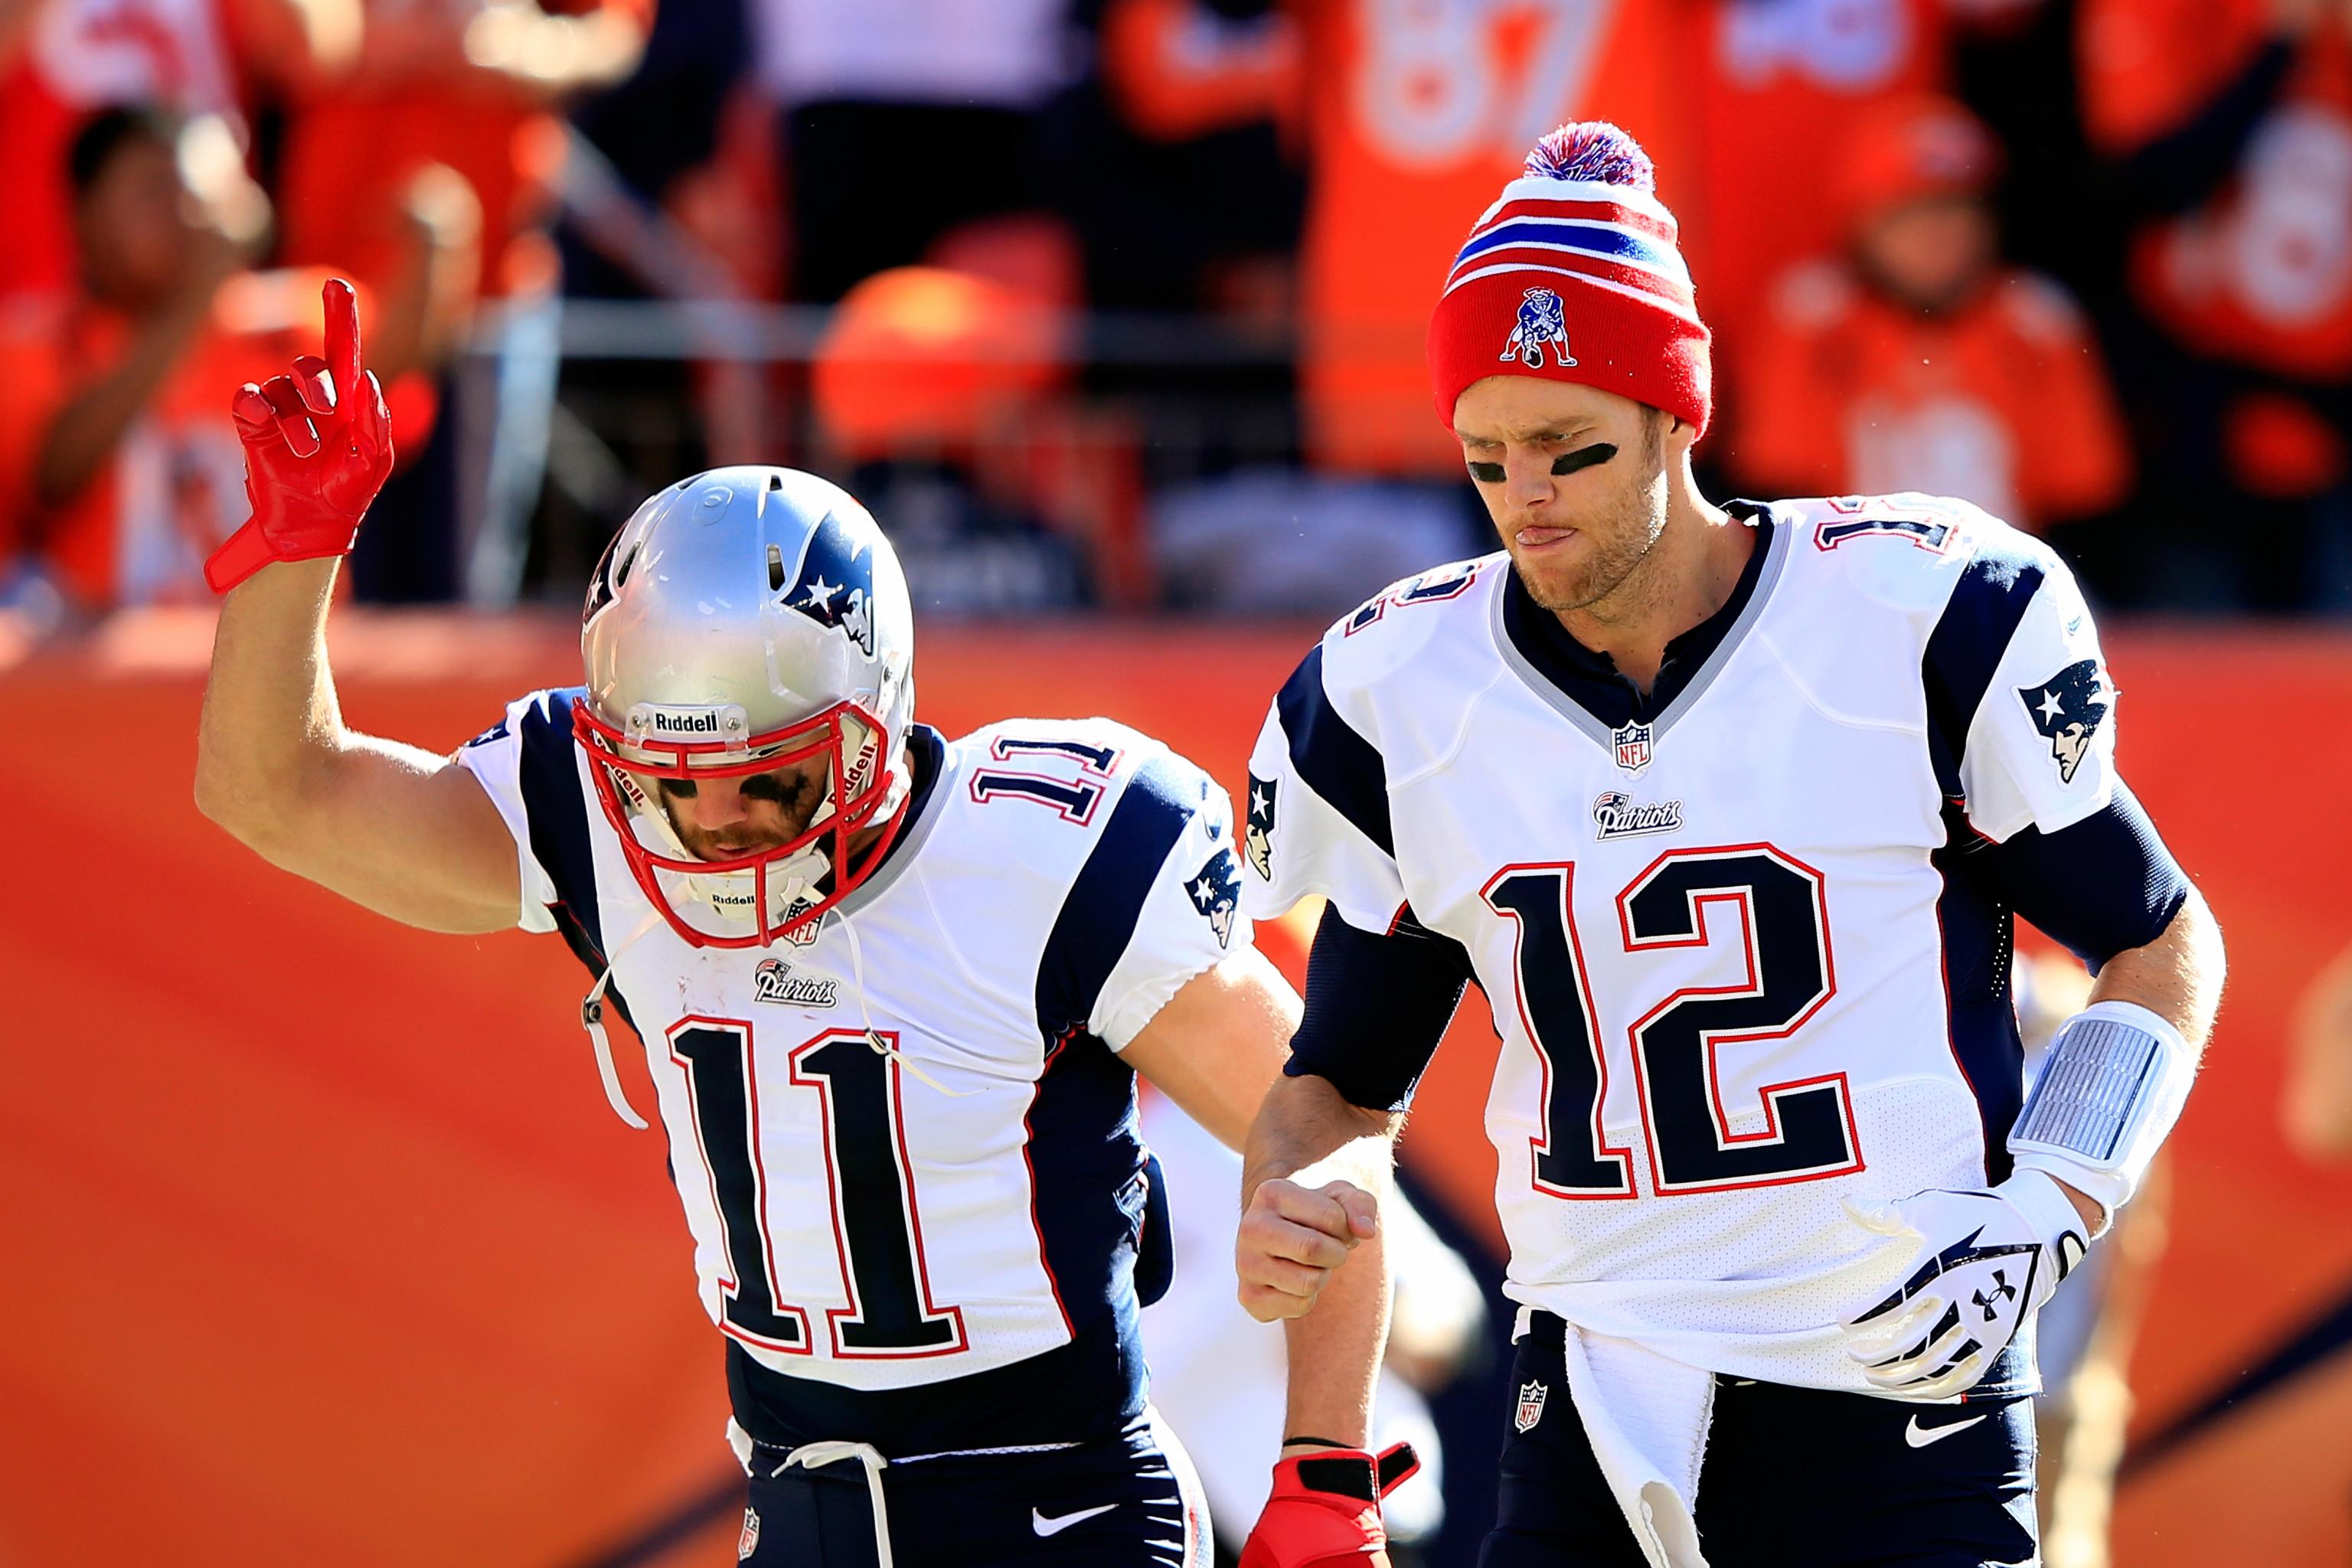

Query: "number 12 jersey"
left=1243, top=495, right=2135, bottom=1393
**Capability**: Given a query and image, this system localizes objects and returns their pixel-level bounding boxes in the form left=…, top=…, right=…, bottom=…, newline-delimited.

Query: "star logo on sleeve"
left=1244, top=775, right=1278, bottom=880
left=1184, top=848, right=1243, bottom=949
left=2017, top=659, right=2112, bottom=784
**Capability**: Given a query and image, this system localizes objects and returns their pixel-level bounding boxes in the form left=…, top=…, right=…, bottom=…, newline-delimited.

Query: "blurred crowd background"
left=6, top=0, right=2352, bottom=628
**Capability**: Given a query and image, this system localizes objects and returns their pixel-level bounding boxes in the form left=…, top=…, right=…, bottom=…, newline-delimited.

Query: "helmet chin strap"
left=580, top=910, right=667, bottom=1129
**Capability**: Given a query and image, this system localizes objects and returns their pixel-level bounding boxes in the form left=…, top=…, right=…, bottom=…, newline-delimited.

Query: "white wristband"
left=2008, top=999, right=2194, bottom=1221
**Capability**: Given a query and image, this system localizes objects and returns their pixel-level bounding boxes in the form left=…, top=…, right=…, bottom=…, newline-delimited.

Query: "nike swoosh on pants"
left=1033, top=1503, right=1119, bottom=1537
left=1904, top=1413, right=1989, bottom=1449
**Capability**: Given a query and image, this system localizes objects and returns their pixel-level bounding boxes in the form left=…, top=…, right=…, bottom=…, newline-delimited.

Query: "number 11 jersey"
left=459, top=707, right=1246, bottom=1446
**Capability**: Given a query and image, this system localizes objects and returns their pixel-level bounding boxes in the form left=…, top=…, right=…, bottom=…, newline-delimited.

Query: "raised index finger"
left=322, top=278, right=361, bottom=404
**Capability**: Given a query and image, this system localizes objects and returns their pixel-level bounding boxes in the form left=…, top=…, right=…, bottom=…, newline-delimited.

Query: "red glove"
left=205, top=278, right=394, bottom=593
left=1239, top=1442, right=1420, bottom=1568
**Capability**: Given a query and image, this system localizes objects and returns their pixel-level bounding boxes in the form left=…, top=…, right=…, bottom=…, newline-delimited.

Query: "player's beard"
left=1510, top=413, right=1670, bottom=619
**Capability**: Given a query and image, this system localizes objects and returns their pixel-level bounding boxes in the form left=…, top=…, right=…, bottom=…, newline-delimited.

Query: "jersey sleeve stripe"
left=1922, top=549, right=2047, bottom=802
left=1276, top=644, right=1395, bottom=858
left=518, top=688, right=606, bottom=956
left=1034, top=754, right=1199, bottom=1044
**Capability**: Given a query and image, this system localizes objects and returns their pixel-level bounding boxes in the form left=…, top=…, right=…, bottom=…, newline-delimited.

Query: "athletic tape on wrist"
left=2008, top=1000, right=2193, bottom=1215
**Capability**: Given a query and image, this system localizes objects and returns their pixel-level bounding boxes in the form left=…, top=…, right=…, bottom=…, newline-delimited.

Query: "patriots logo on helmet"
left=1500, top=287, right=1577, bottom=369
left=1185, top=849, right=1243, bottom=949
left=781, top=508, right=878, bottom=657
left=1244, top=775, right=1278, bottom=880
left=2017, top=659, right=2112, bottom=784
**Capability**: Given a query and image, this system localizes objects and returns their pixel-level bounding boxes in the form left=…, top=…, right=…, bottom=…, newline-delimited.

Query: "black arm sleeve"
left=1285, top=903, right=1477, bottom=1112
left=1966, top=782, right=2192, bottom=971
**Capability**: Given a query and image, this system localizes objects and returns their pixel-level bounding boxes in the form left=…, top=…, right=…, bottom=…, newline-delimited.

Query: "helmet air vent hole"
left=616, top=544, right=640, bottom=588
left=767, top=473, right=785, bottom=492
left=767, top=544, right=786, bottom=593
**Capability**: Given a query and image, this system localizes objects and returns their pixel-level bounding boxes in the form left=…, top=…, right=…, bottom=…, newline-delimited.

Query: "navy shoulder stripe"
left=517, top=687, right=604, bottom=956
left=1276, top=644, right=1394, bottom=858
left=1035, top=755, right=1198, bottom=1044
left=1922, top=542, right=2047, bottom=801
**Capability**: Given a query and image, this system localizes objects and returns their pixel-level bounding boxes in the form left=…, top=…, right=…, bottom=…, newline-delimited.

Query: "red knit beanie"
left=1427, top=123, right=1711, bottom=438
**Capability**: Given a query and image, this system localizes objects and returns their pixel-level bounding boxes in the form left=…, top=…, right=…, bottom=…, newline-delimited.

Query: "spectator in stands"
left=1689, top=0, right=2042, bottom=379
left=1280, top=0, right=1703, bottom=481
left=752, top=0, right=1080, bottom=302
left=272, top=0, right=652, bottom=603
left=0, top=0, right=359, bottom=302
left=2076, top=0, right=2352, bottom=611
left=1089, top=0, right=1302, bottom=319
left=1085, top=0, right=1305, bottom=477
left=276, top=0, right=650, bottom=309
left=0, top=108, right=465, bottom=612
left=1730, top=93, right=2133, bottom=532
left=1093, top=0, right=1713, bottom=610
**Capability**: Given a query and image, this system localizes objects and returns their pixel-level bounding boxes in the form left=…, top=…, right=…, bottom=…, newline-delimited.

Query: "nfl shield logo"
left=737, top=1506, right=760, bottom=1560
left=1612, top=720, right=1654, bottom=775
left=1515, top=1380, right=1549, bottom=1432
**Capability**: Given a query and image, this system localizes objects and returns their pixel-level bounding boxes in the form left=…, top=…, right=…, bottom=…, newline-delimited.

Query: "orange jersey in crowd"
left=1690, top=0, right=1961, bottom=359
left=1099, top=0, right=1302, bottom=144
left=0, top=0, right=249, bottom=300
left=2081, top=0, right=2352, bottom=380
left=1288, top=0, right=1704, bottom=476
left=0, top=270, right=348, bottom=608
left=273, top=0, right=652, bottom=302
left=1733, top=262, right=2132, bottom=531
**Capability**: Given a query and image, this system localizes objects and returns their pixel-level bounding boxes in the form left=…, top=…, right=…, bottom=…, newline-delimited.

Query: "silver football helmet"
left=574, top=466, right=916, bottom=947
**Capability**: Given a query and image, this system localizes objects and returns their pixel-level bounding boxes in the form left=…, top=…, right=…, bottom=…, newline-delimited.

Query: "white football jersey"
left=1243, top=495, right=2123, bottom=1394
left=459, top=707, right=1246, bottom=1405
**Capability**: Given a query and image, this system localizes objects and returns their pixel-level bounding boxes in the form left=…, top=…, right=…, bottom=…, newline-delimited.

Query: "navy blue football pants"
left=737, top=1409, right=1208, bottom=1566
left=1480, top=1317, right=2040, bottom=1568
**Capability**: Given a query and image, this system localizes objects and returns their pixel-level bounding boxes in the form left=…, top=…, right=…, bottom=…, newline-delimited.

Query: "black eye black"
left=1467, top=460, right=1505, bottom=483
left=658, top=777, right=698, bottom=799
left=741, top=774, right=803, bottom=805
left=1552, top=443, right=1617, bottom=475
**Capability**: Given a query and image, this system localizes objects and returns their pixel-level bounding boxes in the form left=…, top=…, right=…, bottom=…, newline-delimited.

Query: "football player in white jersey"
left=192, top=283, right=1393, bottom=1567
left=1229, top=126, right=2226, bottom=1568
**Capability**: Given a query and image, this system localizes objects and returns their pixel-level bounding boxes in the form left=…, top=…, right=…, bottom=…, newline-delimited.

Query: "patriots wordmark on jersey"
left=459, top=707, right=1246, bottom=1442
left=1243, top=494, right=2130, bottom=1395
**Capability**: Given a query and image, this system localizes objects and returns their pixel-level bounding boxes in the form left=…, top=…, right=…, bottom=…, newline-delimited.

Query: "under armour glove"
left=1837, top=1170, right=2091, bottom=1401
left=1239, top=1442, right=1419, bottom=1568
left=204, top=278, right=393, bottom=593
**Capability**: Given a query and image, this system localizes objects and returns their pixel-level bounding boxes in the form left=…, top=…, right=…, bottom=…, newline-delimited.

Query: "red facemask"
left=573, top=697, right=906, bottom=949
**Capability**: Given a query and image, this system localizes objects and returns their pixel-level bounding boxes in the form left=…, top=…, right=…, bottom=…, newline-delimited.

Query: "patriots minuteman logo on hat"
left=1501, top=287, right=1577, bottom=368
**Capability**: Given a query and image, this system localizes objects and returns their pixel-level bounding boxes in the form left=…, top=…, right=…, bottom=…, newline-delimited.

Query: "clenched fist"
left=1236, top=1176, right=1379, bottom=1322
left=205, top=278, right=394, bottom=592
